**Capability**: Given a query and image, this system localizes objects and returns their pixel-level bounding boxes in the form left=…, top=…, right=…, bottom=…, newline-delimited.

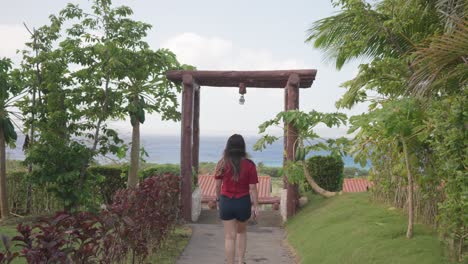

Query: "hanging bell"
left=239, top=95, right=245, bottom=105
left=239, top=83, right=246, bottom=105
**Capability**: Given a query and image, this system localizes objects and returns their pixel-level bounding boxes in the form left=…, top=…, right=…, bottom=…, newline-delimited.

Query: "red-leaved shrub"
left=2, top=174, right=180, bottom=264
left=108, top=173, right=181, bottom=262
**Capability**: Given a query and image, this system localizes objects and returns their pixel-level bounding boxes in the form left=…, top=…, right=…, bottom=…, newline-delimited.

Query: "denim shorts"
left=219, top=195, right=252, bottom=222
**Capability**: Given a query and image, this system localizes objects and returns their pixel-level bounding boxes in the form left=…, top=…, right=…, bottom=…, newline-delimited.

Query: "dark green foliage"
left=343, top=167, right=368, bottom=178
left=198, top=161, right=283, bottom=178
left=7, top=171, right=62, bottom=215
left=257, top=162, right=282, bottom=178
left=26, top=140, right=98, bottom=211
left=306, top=156, right=344, bottom=192
left=88, top=165, right=127, bottom=204
left=8, top=163, right=183, bottom=213
left=140, top=164, right=180, bottom=179
left=198, top=162, right=216, bottom=175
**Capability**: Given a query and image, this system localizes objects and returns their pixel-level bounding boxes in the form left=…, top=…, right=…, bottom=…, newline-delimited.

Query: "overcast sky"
left=0, top=0, right=368, bottom=139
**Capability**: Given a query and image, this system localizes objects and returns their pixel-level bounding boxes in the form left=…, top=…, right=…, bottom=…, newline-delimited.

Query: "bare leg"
left=223, top=220, right=237, bottom=264
left=236, top=220, right=248, bottom=264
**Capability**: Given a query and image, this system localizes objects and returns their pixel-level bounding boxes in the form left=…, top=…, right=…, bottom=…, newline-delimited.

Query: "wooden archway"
left=166, top=69, right=317, bottom=222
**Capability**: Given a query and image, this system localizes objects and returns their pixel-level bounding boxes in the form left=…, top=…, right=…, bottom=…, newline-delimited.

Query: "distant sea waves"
left=7, top=135, right=369, bottom=168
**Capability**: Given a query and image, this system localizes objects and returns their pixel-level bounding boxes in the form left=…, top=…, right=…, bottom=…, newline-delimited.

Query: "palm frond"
left=306, top=10, right=388, bottom=69
left=435, top=0, right=467, bottom=32
left=306, top=3, right=415, bottom=70
left=409, top=18, right=468, bottom=97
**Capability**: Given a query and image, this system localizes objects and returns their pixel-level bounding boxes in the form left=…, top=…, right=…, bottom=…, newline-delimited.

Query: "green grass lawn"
left=287, top=193, right=450, bottom=264
left=146, top=226, right=192, bottom=264
left=0, top=224, right=18, bottom=240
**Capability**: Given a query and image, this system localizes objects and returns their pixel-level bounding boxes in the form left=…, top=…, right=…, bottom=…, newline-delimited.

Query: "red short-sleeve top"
left=215, top=159, right=258, bottom=198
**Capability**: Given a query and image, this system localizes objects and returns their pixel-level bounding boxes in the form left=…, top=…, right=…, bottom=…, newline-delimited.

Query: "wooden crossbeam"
left=166, top=70, right=317, bottom=88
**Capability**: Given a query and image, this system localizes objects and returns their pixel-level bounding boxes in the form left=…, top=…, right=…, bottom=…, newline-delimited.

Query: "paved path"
left=177, top=210, right=296, bottom=264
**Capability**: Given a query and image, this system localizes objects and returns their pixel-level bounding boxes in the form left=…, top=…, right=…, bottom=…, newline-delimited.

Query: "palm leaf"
left=306, top=10, right=390, bottom=69
left=306, top=1, right=420, bottom=70
left=409, top=18, right=468, bottom=97
left=435, top=0, right=467, bottom=32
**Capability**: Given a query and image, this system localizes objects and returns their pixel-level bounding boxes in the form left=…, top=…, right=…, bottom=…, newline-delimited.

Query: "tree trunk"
left=301, top=161, right=338, bottom=198
left=26, top=146, right=33, bottom=214
left=0, top=124, right=9, bottom=219
left=402, top=138, right=414, bottom=239
left=25, top=87, right=37, bottom=215
left=458, top=234, right=464, bottom=262
left=91, top=77, right=110, bottom=153
left=128, top=118, right=140, bottom=188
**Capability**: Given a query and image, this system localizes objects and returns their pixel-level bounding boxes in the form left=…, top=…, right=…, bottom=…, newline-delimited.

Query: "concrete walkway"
left=176, top=210, right=296, bottom=264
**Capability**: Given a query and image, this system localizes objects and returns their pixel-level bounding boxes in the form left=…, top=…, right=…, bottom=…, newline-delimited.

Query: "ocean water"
left=7, top=134, right=368, bottom=168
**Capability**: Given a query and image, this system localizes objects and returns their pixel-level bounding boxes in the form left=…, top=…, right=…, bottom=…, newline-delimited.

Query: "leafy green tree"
left=21, top=13, right=97, bottom=209
left=119, top=48, right=182, bottom=188
left=60, top=0, right=184, bottom=188
left=0, top=58, right=22, bottom=219
left=19, top=20, right=63, bottom=214
left=19, top=0, right=186, bottom=212
left=349, top=98, right=425, bottom=238
left=254, top=110, right=348, bottom=197
left=20, top=2, right=127, bottom=209
left=423, top=94, right=467, bottom=261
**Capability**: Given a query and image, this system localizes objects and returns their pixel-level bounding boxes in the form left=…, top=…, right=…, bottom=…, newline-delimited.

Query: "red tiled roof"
left=198, top=175, right=279, bottom=204
left=342, top=178, right=372, bottom=193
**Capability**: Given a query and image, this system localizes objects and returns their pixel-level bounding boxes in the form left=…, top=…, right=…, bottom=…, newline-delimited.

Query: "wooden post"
left=283, top=88, right=288, bottom=189
left=192, top=88, right=200, bottom=176
left=286, top=73, right=300, bottom=218
left=180, top=74, right=195, bottom=222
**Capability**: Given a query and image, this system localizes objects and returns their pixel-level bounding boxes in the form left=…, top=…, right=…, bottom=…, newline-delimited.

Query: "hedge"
left=88, top=165, right=128, bottom=204
left=306, top=155, right=344, bottom=192
left=140, top=164, right=180, bottom=179
left=8, top=163, right=185, bottom=216
left=8, top=171, right=62, bottom=215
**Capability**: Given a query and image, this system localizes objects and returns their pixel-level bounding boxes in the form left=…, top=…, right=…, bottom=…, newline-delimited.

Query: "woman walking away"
left=215, top=134, right=259, bottom=264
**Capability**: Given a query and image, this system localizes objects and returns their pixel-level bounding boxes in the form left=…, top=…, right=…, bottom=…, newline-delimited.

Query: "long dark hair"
left=222, top=134, right=247, bottom=182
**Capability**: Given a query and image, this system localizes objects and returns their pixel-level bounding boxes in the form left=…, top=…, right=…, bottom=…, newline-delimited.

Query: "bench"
left=198, top=175, right=280, bottom=210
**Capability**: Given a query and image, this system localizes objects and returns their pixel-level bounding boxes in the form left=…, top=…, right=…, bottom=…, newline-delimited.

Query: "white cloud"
left=161, top=33, right=234, bottom=70
left=156, top=32, right=312, bottom=136
left=0, top=24, right=28, bottom=60
left=161, top=32, right=306, bottom=71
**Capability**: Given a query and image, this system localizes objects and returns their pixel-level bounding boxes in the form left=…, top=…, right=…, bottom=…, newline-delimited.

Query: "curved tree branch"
left=301, top=161, right=339, bottom=198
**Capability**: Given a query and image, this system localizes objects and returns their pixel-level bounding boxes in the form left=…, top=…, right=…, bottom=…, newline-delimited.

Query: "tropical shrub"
left=306, top=156, right=344, bottom=192
left=255, top=110, right=349, bottom=198
left=88, top=165, right=127, bottom=205
left=110, top=173, right=181, bottom=261
left=140, top=164, right=180, bottom=179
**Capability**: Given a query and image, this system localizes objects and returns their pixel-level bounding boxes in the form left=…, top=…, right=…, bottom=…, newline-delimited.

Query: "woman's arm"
left=249, top=184, right=259, bottom=214
left=214, top=159, right=224, bottom=205
left=216, top=179, right=222, bottom=200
